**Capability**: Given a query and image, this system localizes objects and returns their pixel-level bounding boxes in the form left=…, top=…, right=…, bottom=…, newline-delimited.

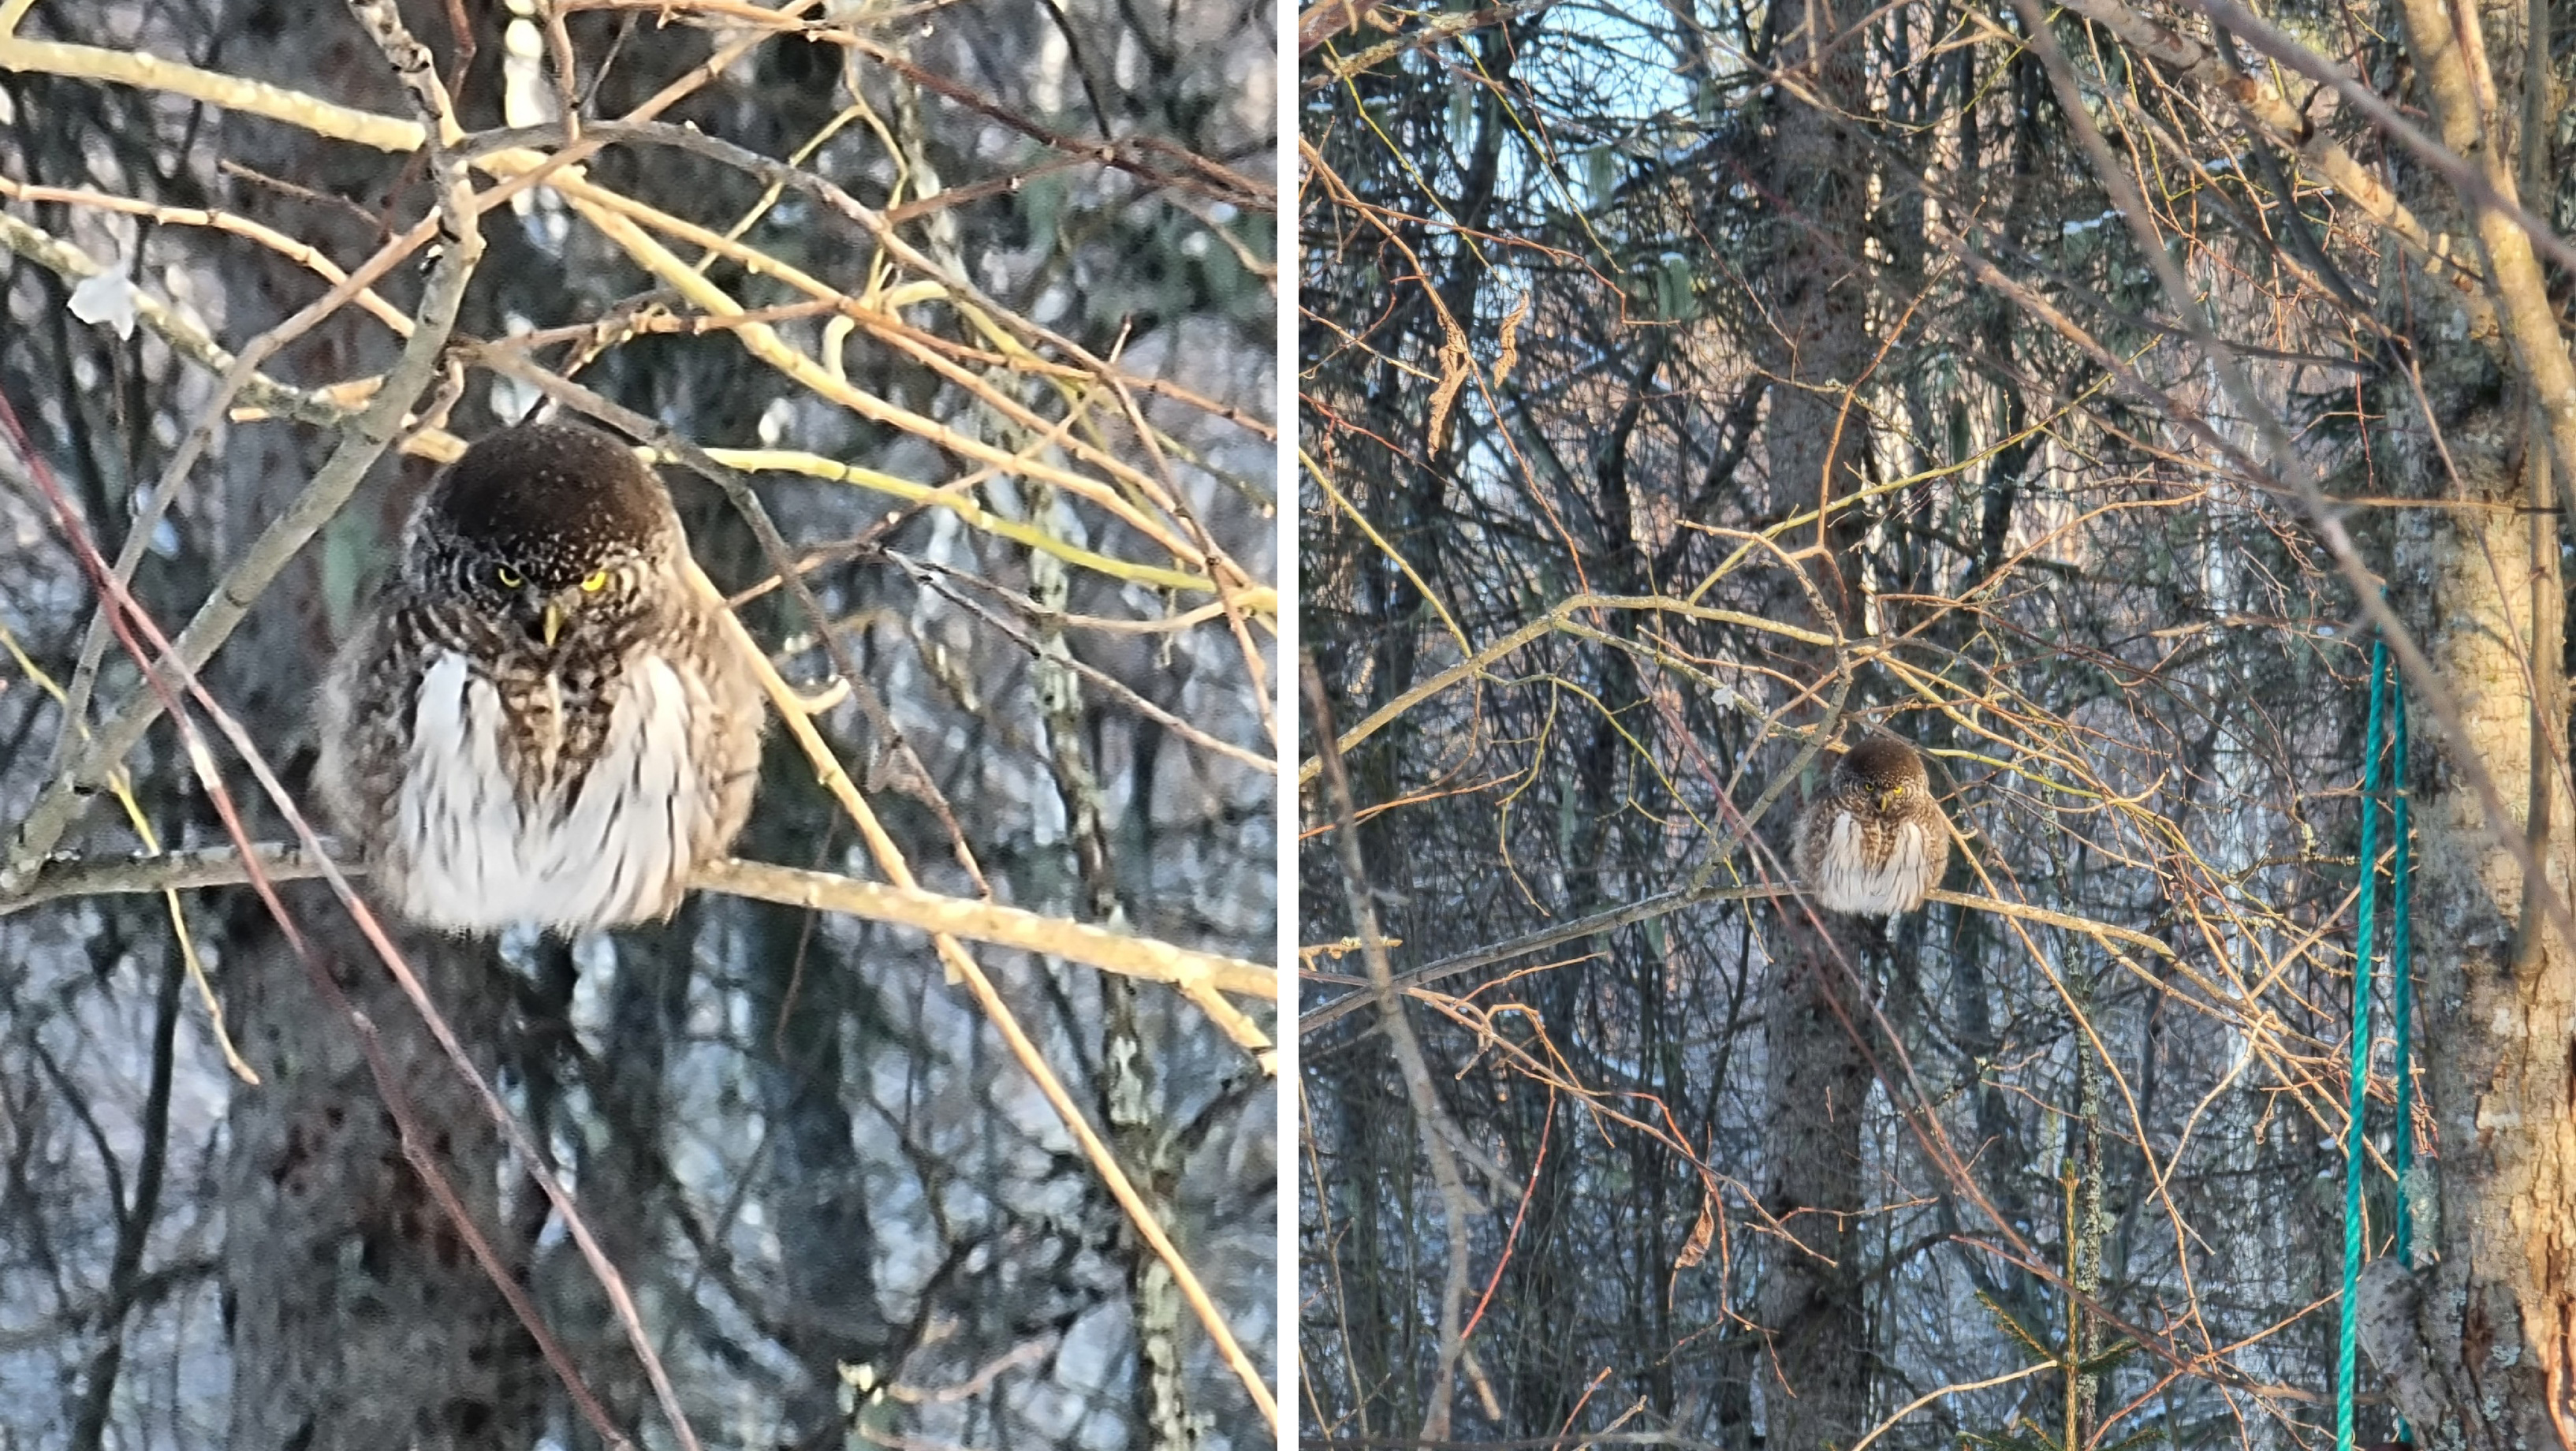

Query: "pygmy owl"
left=315, top=421, right=763, bottom=934
left=1791, top=736, right=1949, bottom=916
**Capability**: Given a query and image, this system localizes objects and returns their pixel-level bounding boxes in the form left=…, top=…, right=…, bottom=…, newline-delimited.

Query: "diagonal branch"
left=1302, top=653, right=1478, bottom=1443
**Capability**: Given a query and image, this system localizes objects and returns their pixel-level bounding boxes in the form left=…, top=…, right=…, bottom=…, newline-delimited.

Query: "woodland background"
left=1299, top=0, right=2576, bottom=1445
left=0, top=1, right=1278, bottom=1448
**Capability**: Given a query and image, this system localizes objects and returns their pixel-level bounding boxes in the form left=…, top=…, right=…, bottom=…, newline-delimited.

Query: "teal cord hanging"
left=2390, top=686, right=2414, bottom=1276
left=2335, top=639, right=2414, bottom=1450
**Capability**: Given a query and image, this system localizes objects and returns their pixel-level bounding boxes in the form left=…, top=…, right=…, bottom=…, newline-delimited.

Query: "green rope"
left=2388, top=686, right=2414, bottom=1447
left=2390, top=684, right=2414, bottom=1266
left=2336, top=637, right=2390, bottom=1451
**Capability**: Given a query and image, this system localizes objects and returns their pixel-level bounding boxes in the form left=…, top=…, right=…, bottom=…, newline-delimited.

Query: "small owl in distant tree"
left=1792, top=736, right=1949, bottom=916
left=315, top=421, right=764, bottom=934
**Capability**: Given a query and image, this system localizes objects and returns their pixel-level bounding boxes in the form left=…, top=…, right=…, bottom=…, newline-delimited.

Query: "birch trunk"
left=2352, top=2, right=2576, bottom=1434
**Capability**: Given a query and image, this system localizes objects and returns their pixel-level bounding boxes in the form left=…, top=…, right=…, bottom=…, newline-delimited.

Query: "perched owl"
left=1791, top=737, right=1949, bottom=916
left=315, top=421, right=764, bottom=934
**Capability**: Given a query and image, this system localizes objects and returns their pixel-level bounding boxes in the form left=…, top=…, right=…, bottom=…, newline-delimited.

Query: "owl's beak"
left=512, top=586, right=565, bottom=649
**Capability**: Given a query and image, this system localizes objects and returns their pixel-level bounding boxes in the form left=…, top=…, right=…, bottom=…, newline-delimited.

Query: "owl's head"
left=1837, top=735, right=1930, bottom=814
left=405, top=421, right=685, bottom=653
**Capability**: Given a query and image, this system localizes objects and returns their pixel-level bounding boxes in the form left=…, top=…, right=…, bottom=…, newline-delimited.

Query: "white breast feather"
left=1824, top=811, right=1862, bottom=894
left=390, top=650, right=705, bottom=932
left=1883, top=821, right=1928, bottom=908
left=1811, top=809, right=1933, bottom=916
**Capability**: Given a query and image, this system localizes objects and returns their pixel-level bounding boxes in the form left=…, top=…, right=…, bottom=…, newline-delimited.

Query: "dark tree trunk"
left=1749, top=0, right=1879, bottom=1429
left=211, top=5, right=540, bottom=1447
left=219, top=908, right=533, bottom=1451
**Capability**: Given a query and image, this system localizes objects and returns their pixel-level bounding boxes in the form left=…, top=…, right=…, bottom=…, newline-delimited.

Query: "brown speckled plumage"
left=315, top=422, right=763, bottom=934
left=1791, top=736, right=1949, bottom=915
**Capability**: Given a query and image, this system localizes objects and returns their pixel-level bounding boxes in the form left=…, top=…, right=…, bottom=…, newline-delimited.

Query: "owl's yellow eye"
left=495, top=565, right=524, bottom=589
left=580, top=570, right=610, bottom=593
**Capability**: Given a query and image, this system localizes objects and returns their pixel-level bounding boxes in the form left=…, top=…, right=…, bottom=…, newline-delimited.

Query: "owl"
left=315, top=421, right=764, bottom=934
left=1791, top=736, right=1949, bottom=916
